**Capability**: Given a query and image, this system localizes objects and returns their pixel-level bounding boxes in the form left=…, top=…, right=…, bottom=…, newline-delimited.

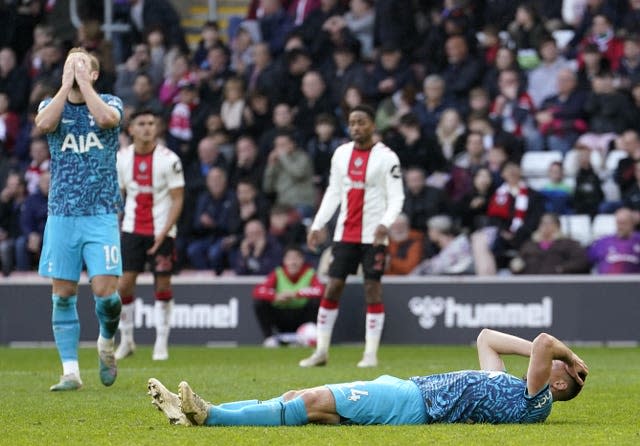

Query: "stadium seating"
left=521, top=151, right=564, bottom=178
left=591, top=213, right=617, bottom=241
left=560, top=214, right=592, bottom=246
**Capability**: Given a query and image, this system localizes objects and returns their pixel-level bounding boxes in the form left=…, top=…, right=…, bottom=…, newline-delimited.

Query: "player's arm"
left=379, top=153, right=404, bottom=229
left=75, top=57, right=120, bottom=128
left=147, top=186, right=184, bottom=255
left=476, top=328, right=533, bottom=371
left=308, top=149, right=343, bottom=250
left=526, top=333, right=588, bottom=396
left=34, top=55, right=75, bottom=133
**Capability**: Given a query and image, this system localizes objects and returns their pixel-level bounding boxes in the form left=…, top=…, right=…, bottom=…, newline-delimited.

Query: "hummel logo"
left=62, top=119, right=75, bottom=124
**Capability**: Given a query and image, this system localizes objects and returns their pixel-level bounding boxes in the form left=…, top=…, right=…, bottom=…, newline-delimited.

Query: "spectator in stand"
left=364, top=43, right=413, bottom=103
left=510, top=213, right=590, bottom=275
left=230, top=22, right=261, bottom=74
left=490, top=68, right=540, bottom=152
left=24, top=138, right=50, bottom=196
left=16, top=171, right=49, bottom=271
left=466, top=87, right=491, bottom=118
left=411, top=215, right=474, bottom=276
left=616, top=34, right=640, bottom=90
left=0, top=92, right=19, bottom=155
left=0, top=47, right=30, bottom=114
left=441, top=34, right=483, bottom=108
left=577, top=14, right=624, bottom=72
left=165, top=81, right=202, bottom=161
left=227, top=178, right=270, bottom=250
left=259, top=102, right=303, bottom=156
left=402, top=167, right=450, bottom=234
left=234, top=218, right=283, bottom=275
left=508, top=3, right=548, bottom=70
left=622, top=0, right=640, bottom=35
left=471, top=161, right=545, bottom=275
left=482, top=46, right=521, bottom=100
left=583, top=70, right=635, bottom=156
left=29, top=42, right=64, bottom=103
left=412, top=74, right=454, bottom=137
left=374, top=84, right=416, bottom=133
left=535, top=68, right=588, bottom=154
left=294, top=70, right=333, bottom=143
left=373, top=0, right=417, bottom=56
left=540, top=162, right=573, bottom=215
left=259, top=0, right=295, bottom=57
left=124, top=0, right=188, bottom=57
left=385, top=213, right=423, bottom=276
left=198, top=44, right=234, bottom=108
left=457, top=167, right=496, bottom=233
left=324, top=42, right=366, bottom=109
left=272, top=47, right=313, bottom=108
left=0, top=172, right=26, bottom=276
left=395, top=113, right=447, bottom=175
left=193, top=21, right=223, bottom=69
left=125, top=73, right=164, bottom=116
left=336, top=85, right=365, bottom=135
left=220, top=77, right=247, bottom=137
left=527, top=36, right=572, bottom=109
left=229, top=135, right=265, bottom=189
left=22, top=23, right=54, bottom=80
left=296, top=0, right=347, bottom=62
left=632, top=82, right=640, bottom=131
left=114, top=43, right=164, bottom=105
left=576, top=43, right=608, bottom=92
left=244, top=42, right=277, bottom=95
left=622, top=160, right=640, bottom=214
left=435, top=108, right=466, bottom=163
left=186, top=167, right=234, bottom=271
left=268, top=204, right=308, bottom=249
left=453, top=131, right=488, bottom=173
left=242, top=89, right=272, bottom=140
left=588, top=207, right=640, bottom=274
left=573, top=147, right=605, bottom=217
left=159, top=53, right=195, bottom=107
left=614, top=130, right=640, bottom=196
left=263, top=131, right=315, bottom=218
left=252, top=245, right=323, bottom=347
left=306, top=113, right=344, bottom=192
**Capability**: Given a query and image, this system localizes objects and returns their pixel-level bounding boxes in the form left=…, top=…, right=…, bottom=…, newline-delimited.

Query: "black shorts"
left=121, top=232, right=175, bottom=275
left=328, top=242, right=387, bottom=281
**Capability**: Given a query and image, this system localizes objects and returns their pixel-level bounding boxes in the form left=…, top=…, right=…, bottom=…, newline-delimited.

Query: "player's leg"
left=83, top=214, right=122, bottom=387
left=179, top=382, right=329, bottom=426
left=115, top=232, right=146, bottom=359
left=151, top=236, right=177, bottom=360
left=115, top=271, right=138, bottom=359
left=39, top=216, right=84, bottom=390
left=358, top=244, right=387, bottom=368
left=299, top=243, right=355, bottom=367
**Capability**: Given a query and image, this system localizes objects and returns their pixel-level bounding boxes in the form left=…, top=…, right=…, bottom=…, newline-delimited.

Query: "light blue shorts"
left=326, top=375, right=427, bottom=425
left=39, top=214, right=122, bottom=281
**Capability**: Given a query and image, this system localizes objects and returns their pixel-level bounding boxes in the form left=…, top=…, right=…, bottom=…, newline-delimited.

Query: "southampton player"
left=148, top=329, right=588, bottom=426
left=115, top=110, right=184, bottom=361
left=35, top=48, right=124, bottom=391
left=300, top=104, right=404, bottom=368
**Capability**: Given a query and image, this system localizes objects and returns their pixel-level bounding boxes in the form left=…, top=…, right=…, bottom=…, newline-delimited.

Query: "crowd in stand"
left=1, top=0, right=640, bottom=277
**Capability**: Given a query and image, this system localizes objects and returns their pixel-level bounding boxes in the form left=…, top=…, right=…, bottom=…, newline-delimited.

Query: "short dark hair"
left=129, top=109, right=156, bottom=121
left=349, top=104, right=375, bottom=121
left=283, top=244, right=305, bottom=257
left=556, top=370, right=587, bottom=401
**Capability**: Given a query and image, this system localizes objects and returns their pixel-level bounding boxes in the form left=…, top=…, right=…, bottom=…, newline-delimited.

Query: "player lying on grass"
left=148, top=329, right=588, bottom=426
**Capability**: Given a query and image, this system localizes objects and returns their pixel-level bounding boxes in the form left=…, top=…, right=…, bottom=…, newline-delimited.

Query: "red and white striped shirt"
left=117, top=144, right=185, bottom=237
left=311, top=141, right=404, bottom=244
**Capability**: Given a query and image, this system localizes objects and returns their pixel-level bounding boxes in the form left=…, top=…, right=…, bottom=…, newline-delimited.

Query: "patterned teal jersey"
left=409, top=370, right=553, bottom=424
left=38, top=94, right=123, bottom=216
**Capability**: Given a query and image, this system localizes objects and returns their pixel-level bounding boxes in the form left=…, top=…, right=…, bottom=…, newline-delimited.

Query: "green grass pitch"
left=1, top=344, right=638, bottom=445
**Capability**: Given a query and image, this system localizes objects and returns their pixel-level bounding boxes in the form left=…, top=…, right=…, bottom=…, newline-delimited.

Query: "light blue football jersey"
left=38, top=94, right=123, bottom=216
left=410, top=370, right=553, bottom=424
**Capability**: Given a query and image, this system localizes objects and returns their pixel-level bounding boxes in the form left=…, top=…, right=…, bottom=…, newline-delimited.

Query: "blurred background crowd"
left=1, top=0, right=640, bottom=277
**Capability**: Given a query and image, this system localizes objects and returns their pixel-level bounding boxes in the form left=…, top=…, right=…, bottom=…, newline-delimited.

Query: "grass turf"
left=1, top=344, right=638, bottom=445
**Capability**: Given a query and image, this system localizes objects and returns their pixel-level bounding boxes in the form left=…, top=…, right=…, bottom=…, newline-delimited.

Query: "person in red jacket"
left=252, top=245, right=324, bottom=347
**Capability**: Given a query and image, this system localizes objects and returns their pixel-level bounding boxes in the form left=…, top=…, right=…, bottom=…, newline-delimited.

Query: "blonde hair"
left=67, top=47, right=100, bottom=73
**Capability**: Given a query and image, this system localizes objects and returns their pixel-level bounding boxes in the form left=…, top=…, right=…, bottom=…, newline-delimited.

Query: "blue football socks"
left=207, top=396, right=308, bottom=426
left=217, top=395, right=284, bottom=410
left=52, top=295, right=80, bottom=363
left=94, top=293, right=122, bottom=339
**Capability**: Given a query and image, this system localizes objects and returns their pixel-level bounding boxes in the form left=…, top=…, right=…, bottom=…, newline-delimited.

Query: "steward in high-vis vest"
left=252, top=246, right=325, bottom=346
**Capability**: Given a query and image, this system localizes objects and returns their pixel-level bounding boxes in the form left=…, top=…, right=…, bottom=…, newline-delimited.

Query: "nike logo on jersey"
left=61, top=132, right=104, bottom=153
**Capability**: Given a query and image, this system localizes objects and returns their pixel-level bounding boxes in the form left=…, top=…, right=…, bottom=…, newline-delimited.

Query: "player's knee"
left=91, top=276, right=118, bottom=297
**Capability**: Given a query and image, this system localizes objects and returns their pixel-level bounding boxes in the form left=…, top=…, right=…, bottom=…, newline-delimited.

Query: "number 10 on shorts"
left=103, top=245, right=120, bottom=269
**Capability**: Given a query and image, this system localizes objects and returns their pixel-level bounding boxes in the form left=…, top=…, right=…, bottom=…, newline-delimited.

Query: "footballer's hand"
left=74, top=55, right=92, bottom=87
left=62, top=55, right=76, bottom=89
left=147, top=235, right=166, bottom=256
left=307, top=229, right=321, bottom=251
left=374, top=224, right=388, bottom=245
left=564, top=353, right=589, bottom=386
